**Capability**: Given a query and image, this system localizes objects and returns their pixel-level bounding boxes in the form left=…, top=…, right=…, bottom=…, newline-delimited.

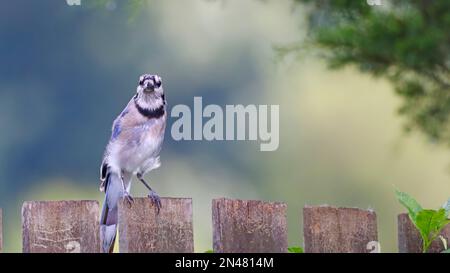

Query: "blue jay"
left=99, top=74, right=167, bottom=253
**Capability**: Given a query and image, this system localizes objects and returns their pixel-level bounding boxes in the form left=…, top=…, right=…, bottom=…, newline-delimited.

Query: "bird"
left=99, top=74, right=167, bottom=253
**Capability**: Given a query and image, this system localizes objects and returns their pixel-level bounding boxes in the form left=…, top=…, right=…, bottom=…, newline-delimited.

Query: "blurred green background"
left=0, top=0, right=449, bottom=252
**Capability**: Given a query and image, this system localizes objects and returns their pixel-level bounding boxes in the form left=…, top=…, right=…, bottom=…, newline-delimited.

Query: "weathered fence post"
left=0, top=208, right=2, bottom=252
left=118, top=197, right=193, bottom=253
left=212, top=198, right=288, bottom=253
left=303, top=205, right=378, bottom=253
left=22, top=200, right=100, bottom=253
left=398, top=213, right=450, bottom=253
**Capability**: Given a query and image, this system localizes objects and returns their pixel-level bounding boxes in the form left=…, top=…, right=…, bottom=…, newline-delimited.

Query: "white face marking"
left=137, top=75, right=163, bottom=90
left=135, top=74, right=165, bottom=110
left=138, top=74, right=162, bottom=92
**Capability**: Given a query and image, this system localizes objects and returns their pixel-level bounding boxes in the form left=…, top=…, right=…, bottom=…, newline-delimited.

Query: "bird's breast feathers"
left=107, top=106, right=166, bottom=174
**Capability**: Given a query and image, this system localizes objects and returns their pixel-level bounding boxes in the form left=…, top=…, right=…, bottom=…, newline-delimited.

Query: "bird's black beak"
left=145, top=81, right=155, bottom=92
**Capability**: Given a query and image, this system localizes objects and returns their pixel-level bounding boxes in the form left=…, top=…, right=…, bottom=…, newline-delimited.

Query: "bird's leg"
left=121, top=173, right=134, bottom=207
left=137, top=173, right=161, bottom=213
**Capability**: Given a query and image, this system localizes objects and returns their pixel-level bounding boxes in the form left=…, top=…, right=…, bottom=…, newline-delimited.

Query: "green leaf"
left=204, top=250, right=213, bottom=253
left=288, top=246, right=304, bottom=253
left=395, top=190, right=423, bottom=221
left=415, top=209, right=450, bottom=252
left=416, top=210, right=444, bottom=239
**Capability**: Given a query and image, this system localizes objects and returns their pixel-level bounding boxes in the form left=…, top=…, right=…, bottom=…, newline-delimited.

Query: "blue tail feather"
left=100, top=172, right=123, bottom=253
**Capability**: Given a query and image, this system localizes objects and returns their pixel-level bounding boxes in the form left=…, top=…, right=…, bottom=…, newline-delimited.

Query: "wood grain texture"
left=303, top=205, right=378, bottom=253
left=398, top=213, right=450, bottom=253
left=118, top=197, right=193, bottom=253
left=212, top=198, right=288, bottom=253
left=22, top=200, right=100, bottom=253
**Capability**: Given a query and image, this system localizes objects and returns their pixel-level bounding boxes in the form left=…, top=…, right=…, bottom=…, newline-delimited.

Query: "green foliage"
left=291, top=0, right=450, bottom=146
left=204, top=249, right=214, bottom=253
left=288, top=246, right=304, bottom=253
left=395, top=189, right=422, bottom=219
left=415, top=209, right=450, bottom=252
left=395, top=190, right=450, bottom=253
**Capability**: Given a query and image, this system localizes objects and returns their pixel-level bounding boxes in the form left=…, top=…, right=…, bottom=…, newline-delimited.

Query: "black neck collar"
left=134, top=99, right=165, bottom=119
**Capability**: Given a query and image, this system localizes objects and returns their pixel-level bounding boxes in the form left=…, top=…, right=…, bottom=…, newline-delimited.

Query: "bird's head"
left=137, top=74, right=163, bottom=95
left=134, top=74, right=165, bottom=110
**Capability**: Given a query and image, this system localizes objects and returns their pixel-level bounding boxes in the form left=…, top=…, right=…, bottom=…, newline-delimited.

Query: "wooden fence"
left=0, top=197, right=447, bottom=253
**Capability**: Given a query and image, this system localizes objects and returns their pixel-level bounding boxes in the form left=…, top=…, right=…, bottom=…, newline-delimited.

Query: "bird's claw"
left=124, top=192, right=134, bottom=207
left=148, top=191, right=162, bottom=214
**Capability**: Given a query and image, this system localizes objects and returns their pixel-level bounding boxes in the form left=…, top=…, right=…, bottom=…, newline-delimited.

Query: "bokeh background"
left=1, top=0, right=449, bottom=252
